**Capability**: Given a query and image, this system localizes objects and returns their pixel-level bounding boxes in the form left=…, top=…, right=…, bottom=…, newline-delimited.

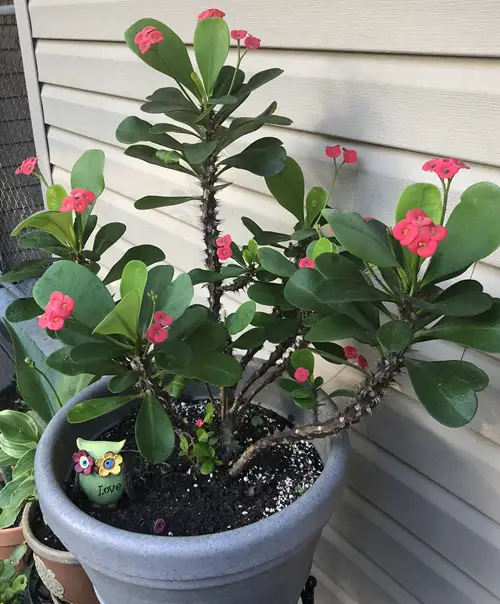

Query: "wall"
left=26, top=1, right=500, bottom=602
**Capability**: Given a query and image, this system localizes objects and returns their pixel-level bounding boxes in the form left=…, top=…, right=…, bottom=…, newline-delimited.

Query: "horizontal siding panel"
left=41, top=87, right=500, bottom=270
left=315, top=528, right=416, bottom=604
left=331, top=489, right=500, bottom=604
left=349, top=431, right=500, bottom=597
left=29, top=0, right=500, bottom=56
left=330, top=367, right=500, bottom=524
left=36, top=41, right=500, bottom=165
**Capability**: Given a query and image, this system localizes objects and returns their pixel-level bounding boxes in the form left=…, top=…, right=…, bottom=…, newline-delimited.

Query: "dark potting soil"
left=32, top=504, right=67, bottom=552
left=67, top=398, right=323, bottom=537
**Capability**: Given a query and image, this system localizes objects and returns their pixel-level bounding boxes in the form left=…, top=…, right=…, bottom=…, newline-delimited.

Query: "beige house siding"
left=26, top=1, right=500, bottom=601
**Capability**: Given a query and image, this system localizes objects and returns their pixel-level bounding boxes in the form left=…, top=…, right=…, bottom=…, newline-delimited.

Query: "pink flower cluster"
left=15, top=156, right=38, bottom=176
left=198, top=8, right=226, bottom=20
left=196, top=419, right=205, bottom=428
left=61, top=189, right=96, bottom=214
left=422, top=157, right=470, bottom=180
left=216, top=234, right=233, bottom=261
left=39, top=291, right=75, bottom=331
left=393, top=209, right=448, bottom=258
left=344, top=346, right=368, bottom=369
left=134, top=25, right=164, bottom=55
left=294, top=367, right=310, bottom=383
left=230, top=29, right=261, bottom=49
left=325, top=145, right=357, bottom=164
left=299, top=258, right=315, bottom=269
left=146, top=311, right=174, bottom=344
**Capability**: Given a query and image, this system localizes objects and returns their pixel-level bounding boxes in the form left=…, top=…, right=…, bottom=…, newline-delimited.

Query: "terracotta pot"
left=0, top=522, right=25, bottom=562
left=22, top=503, right=98, bottom=604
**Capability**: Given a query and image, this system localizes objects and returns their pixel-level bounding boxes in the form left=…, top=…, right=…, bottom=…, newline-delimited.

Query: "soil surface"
left=33, top=504, right=67, bottom=552
left=68, top=398, right=323, bottom=537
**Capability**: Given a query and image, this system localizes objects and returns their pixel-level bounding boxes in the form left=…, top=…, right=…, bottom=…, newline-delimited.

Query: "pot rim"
left=21, top=502, right=78, bottom=565
left=0, top=522, right=24, bottom=547
left=35, top=379, right=349, bottom=575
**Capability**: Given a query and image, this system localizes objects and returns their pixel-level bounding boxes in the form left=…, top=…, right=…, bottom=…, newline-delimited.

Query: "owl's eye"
left=80, top=458, right=89, bottom=468
left=104, top=459, right=115, bottom=470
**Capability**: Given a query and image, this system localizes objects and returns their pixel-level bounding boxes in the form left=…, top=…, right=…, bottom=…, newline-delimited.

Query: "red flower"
left=47, top=291, right=74, bottom=319
left=148, top=30, right=164, bottom=44
left=357, top=355, right=368, bottom=369
left=146, top=324, right=168, bottom=344
left=73, top=450, right=95, bottom=475
left=196, top=419, right=205, bottom=428
left=198, top=8, right=226, bottom=20
left=392, top=219, right=419, bottom=246
left=325, top=145, right=341, bottom=159
left=60, top=196, right=74, bottom=212
left=139, top=40, right=152, bottom=54
left=244, top=35, right=261, bottom=49
left=71, top=189, right=95, bottom=204
left=15, top=156, right=38, bottom=176
left=46, top=314, right=65, bottom=331
left=406, top=209, right=432, bottom=227
left=217, top=246, right=232, bottom=260
left=72, top=198, right=88, bottom=214
left=294, top=367, right=310, bottom=383
left=428, top=224, right=448, bottom=242
left=134, top=26, right=156, bottom=43
left=216, top=234, right=232, bottom=247
left=299, top=258, right=315, bottom=269
left=153, top=311, right=174, bottom=327
left=342, top=148, right=357, bottom=164
left=231, top=30, right=247, bottom=40
left=422, top=157, right=470, bottom=179
left=344, top=346, right=358, bottom=360
left=38, top=313, right=50, bottom=329
left=407, top=229, right=439, bottom=258
left=135, top=25, right=163, bottom=54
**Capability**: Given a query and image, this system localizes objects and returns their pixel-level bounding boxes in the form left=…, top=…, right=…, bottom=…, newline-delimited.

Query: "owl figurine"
left=73, top=437, right=126, bottom=507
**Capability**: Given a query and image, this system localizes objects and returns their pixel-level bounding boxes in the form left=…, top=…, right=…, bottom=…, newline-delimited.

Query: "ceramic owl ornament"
left=73, top=438, right=126, bottom=506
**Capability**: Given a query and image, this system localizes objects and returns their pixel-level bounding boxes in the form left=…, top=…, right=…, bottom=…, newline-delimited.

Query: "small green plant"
left=0, top=544, right=28, bottom=604
left=179, top=403, right=223, bottom=474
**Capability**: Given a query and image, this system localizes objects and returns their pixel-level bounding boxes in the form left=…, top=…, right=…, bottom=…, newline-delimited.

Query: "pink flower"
left=198, top=8, right=226, bottom=20
left=406, top=209, right=432, bottom=227
left=428, top=224, right=448, bottom=242
left=135, top=26, right=163, bottom=54
left=344, top=346, right=358, bottom=360
left=244, top=34, right=261, bottom=49
left=392, top=219, right=419, bottom=246
left=294, top=367, right=310, bottom=383
left=38, top=313, right=50, bottom=329
left=46, top=291, right=75, bottom=319
left=217, top=246, right=232, bottom=261
left=299, top=258, right=315, bottom=269
left=231, top=30, right=247, bottom=40
left=72, top=198, right=88, bottom=214
left=407, top=229, right=439, bottom=258
left=15, top=156, right=38, bottom=176
left=139, top=40, right=152, bottom=55
left=153, top=311, right=173, bottom=327
left=325, top=145, right=341, bottom=159
left=134, top=26, right=156, bottom=43
left=146, top=324, right=168, bottom=344
left=148, top=30, right=164, bottom=44
left=71, top=189, right=95, bottom=204
left=342, top=148, right=357, bottom=164
left=196, top=419, right=205, bottom=428
left=422, top=157, right=470, bottom=180
left=60, top=196, right=74, bottom=212
left=357, top=355, right=368, bottom=369
left=153, top=519, right=166, bottom=535
left=47, top=314, right=65, bottom=331
left=73, top=450, right=95, bottom=475
left=216, top=234, right=232, bottom=247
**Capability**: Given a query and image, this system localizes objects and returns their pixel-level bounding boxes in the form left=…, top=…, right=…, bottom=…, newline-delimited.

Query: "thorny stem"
left=229, top=351, right=405, bottom=477
left=221, top=267, right=256, bottom=292
left=240, top=346, right=264, bottom=372
left=200, top=116, right=223, bottom=320
left=363, top=262, right=393, bottom=296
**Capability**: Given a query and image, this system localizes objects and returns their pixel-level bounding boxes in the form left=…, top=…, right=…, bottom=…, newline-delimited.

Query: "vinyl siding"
left=26, top=1, right=500, bottom=602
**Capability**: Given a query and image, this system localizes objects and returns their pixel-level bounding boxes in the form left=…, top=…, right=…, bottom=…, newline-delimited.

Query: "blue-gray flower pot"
left=35, top=378, right=349, bottom=604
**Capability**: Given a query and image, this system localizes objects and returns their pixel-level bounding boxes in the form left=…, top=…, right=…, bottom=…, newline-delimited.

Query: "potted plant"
left=6, top=8, right=500, bottom=604
left=0, top=544, right=29, bottom=603
left=0, top=320, right=98, bottom=604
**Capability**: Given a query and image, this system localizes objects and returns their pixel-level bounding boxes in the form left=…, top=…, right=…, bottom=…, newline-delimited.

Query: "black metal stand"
left=301, top=575, right=317, bottom=603
left=26, top=565, right=53, bottom=604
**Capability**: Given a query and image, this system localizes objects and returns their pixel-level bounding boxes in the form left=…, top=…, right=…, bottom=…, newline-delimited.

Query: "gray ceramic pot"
left=35, top=378, right=349, bottom=604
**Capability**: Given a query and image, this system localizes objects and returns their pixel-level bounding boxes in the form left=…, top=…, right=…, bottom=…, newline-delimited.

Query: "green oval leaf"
left=291, top=349, right=315, bottom=373
left=103, top=245, right=165, bottom=285
left=11, top=210, right=75, bottom=247
left=323, top=209, right=399, bottom=268
left=93, top=222, right=126, bottom=256
left=67, top=395, right=137, bottom=423
left=94, top=291, right=141, bottom=342
left=71, top=149, right=105, bottom=200
left=161, top=273, right=194, bottom=319
left=305, top=187, right=328, bottom=227
left=395, top=183, right=442, bottom=225
left=377, top=320, right=413, bottom=351
left=194, top=17, right=230, bottom=95
left=135, top=392, right=175, bottom=464
left=116, top=116, right=182, bottom=150
left=0, top=410, right=39, bottom=444
left=45, top=184, right=68, bottom=211
left=5, top=298, right=42, bottom=323
left=222, top=137, right=287, bottom=177
left=265, top=156, right=304, bottom=223
left=179, top=352, right=242, bottom=387
left=120, top=260, right=148, bottom=304
left=405, top=359, right=487, bottom=427
left=306, top=314, right=378, bottom=345
left=232, top=327, right=266, bottom=350
left=258, top=248, right=296, bottom=278
left=226, top=300, right=256, bottom=336
left=315, top=278, right=390, bottom=304
left=284, top=269, right=331, bottom=314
